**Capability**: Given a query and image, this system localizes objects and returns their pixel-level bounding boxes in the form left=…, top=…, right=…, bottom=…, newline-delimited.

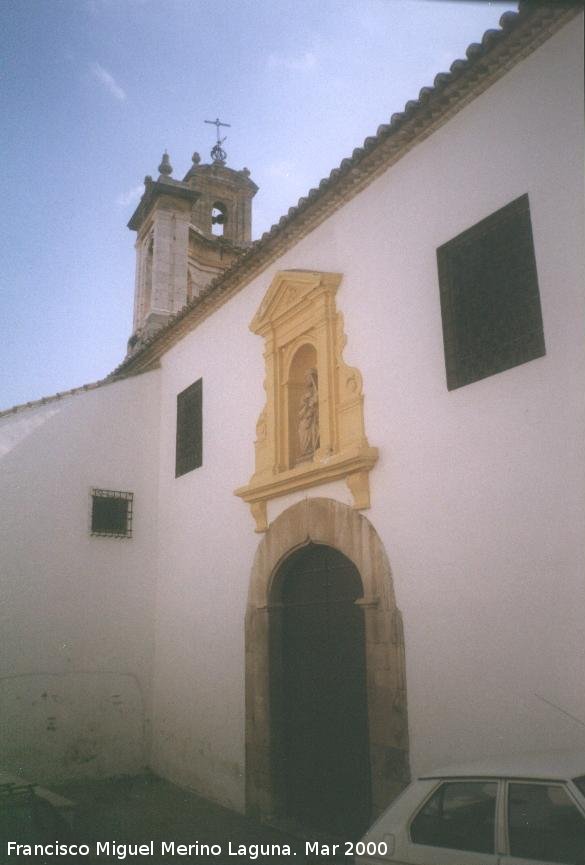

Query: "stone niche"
left=235, top=270, right=378, bottom=532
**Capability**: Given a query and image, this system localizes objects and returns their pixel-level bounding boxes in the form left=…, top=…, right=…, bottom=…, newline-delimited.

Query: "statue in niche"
left=298, top=368, right=320, bottom=458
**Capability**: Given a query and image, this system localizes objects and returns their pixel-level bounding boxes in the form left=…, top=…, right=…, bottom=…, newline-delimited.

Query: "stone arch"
left=211, top=201, right=228, bottom=236
left=245, top=497, right=410, bottom=823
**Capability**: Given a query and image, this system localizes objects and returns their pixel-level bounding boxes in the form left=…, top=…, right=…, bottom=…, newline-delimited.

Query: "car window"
left=508, top=782, right=585, bottom=864
left=574, top=776, right=585, bottom=798
left=410, top=781, right=497, bottom=854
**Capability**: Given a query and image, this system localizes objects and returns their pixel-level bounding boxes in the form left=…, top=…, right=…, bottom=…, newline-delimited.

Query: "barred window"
left=176, top=378, right=202, bottom=478
left=437, top=194, right=545, bottom=390
left=91, top=489, right=133, bottom=538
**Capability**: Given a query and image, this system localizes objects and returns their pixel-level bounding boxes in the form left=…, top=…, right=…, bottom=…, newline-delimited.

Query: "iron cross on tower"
left=205, top=117, right=231, bottom=165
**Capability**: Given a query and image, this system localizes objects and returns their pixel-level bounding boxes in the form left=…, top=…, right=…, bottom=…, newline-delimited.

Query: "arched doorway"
left=272, top=543, right=371, bottom=836
left=245, top=499, right=409, bottom=830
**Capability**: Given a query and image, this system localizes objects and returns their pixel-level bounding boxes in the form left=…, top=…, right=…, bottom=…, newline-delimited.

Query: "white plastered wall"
left=151, top=15, right=584, bottom=809
left=0, top=371, right=160, bottom=782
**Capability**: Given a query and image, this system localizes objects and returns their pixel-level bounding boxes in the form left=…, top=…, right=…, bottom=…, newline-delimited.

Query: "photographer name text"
left=6, top=840, right=360, bottom=860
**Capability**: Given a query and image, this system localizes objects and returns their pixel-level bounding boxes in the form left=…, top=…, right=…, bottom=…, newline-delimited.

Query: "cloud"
left=267, top=51, right=317, bottom=73
left=116, top=185, right=143, bottom=207
left=90, top=62, right=126, bottom=101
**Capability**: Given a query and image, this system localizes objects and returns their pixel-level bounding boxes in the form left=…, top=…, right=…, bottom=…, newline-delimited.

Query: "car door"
left=499, top=780, right=585, bottom=865
left=406, top=779, right=501, bottom=864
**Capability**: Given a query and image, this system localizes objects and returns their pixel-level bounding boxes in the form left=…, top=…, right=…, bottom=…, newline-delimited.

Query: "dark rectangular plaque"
left=175, top=378, right=203, bottom=477
left=437, top=194, right=545, bottom=390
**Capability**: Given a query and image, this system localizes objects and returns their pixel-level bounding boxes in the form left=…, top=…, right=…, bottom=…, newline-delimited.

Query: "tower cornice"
left=183, top=161, right=259, bottom=195
left=128, top=178, right=200, bottom=232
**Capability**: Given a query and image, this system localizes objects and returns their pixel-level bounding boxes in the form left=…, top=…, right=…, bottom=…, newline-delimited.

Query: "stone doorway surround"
left=245, top=497, right=410, bottom=824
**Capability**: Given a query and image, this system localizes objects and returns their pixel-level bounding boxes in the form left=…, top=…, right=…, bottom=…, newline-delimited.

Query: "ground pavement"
left=13, top=774, right=353, bottom=865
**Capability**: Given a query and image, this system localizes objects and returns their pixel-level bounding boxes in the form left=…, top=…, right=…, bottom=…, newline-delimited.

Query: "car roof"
left=419, top=751, right=585, bottom=782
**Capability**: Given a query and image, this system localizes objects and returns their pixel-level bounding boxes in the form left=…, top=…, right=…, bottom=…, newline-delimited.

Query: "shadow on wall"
left=0, top=406, right=61, bottom=459
left=0, top=672, right=146, bottom=783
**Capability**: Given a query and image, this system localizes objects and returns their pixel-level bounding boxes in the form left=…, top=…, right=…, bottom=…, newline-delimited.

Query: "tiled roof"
left=111, top=2, right=581, bottom=379
left=2, top=1, right=581, bottom=417
left=0, top=379, right=112, bottom=419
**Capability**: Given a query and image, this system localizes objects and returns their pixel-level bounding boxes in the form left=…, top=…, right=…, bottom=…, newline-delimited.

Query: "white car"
left=356, top=752, right=585, bottom=865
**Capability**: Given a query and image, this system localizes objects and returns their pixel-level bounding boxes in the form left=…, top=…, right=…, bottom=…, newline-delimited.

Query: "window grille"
left=175, top=378, right=203, bottom=477
left=437, top=194, right=545, bottom=390
left=91, top=489, right=133, bottom=538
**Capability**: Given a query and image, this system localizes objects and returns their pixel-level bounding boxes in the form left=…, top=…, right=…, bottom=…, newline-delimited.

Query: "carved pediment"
left=250, top=270, right=342, bottom=335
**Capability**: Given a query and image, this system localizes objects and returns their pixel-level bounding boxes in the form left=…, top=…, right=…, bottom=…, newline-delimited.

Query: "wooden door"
left=281, top=543, right=371, bottom=837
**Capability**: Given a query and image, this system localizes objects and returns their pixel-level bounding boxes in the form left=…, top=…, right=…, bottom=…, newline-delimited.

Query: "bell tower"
left=127, top=126, right=258, bottom=352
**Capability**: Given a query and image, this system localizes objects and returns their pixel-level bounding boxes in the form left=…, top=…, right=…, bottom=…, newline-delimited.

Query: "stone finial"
left=158, top=151, right=173, bottom=176
left=241, top=167, right=251, bottom=177
left=192, top=152, right=201, bottom=165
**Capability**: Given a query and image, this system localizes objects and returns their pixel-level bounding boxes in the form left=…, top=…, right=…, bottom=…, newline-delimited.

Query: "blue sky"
left=0, top=0, right=517, bottom=410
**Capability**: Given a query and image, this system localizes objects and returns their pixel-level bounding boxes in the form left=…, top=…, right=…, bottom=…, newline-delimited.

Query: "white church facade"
left=1, top=3, right=583, bottom=836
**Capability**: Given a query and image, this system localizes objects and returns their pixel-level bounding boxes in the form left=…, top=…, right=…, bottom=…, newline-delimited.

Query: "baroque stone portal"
left=244, top=498, right=410, bottom=824
left=235, top=270, right=378, bottom=531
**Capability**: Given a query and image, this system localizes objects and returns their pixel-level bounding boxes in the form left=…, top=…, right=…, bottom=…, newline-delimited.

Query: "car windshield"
left=573, top=776, right=585, bottom=797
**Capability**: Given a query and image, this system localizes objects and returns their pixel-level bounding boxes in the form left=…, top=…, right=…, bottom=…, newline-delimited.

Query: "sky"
left=0, top=0, right=517, bottom=411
